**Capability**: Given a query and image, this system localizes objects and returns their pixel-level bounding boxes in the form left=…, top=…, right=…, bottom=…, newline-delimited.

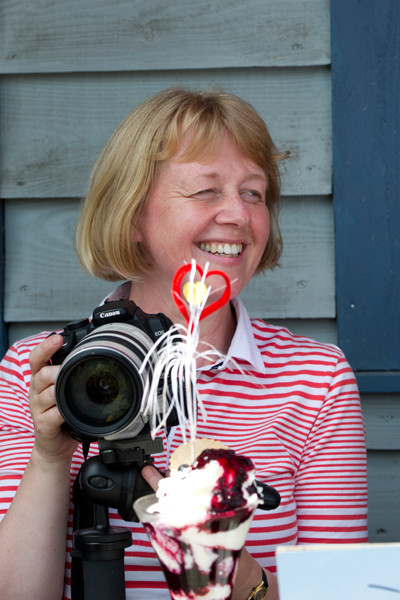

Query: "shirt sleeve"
left=294, top=353, right=368, bottom=543
left=0, top=338, right=40, bottom=521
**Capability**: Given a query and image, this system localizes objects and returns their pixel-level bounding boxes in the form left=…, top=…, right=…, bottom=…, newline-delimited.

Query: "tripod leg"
left=71, top=505, right=132, bottom=600
left=80, top=550, right=127, bottom=600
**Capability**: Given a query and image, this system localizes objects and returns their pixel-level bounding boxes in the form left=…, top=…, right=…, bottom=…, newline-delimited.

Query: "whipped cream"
left=148, top=460, right=223, bottom=527
left=148, top=448, right=262, bottom=528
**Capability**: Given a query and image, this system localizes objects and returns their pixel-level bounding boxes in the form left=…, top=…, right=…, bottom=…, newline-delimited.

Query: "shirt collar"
left=220, top=296, right=267, bottom=373
left=101, top=284, right=266, bottom=373
left=101, top=281, right=131, bottom=304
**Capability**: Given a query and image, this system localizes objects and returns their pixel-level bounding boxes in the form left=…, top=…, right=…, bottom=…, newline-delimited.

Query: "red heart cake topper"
left=172, top=262, right=231, bottom=326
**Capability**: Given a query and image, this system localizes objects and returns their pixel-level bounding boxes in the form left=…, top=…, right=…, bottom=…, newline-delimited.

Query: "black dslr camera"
left=51, top=301, right=183, bottom=564
left=51, top=300, right=178, bottom=443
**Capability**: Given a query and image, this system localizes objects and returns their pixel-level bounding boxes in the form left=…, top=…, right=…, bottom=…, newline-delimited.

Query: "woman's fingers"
left=142, top=465, right=165, bottom=491
left=29, top=333, right=63, bottom=376
left=28, top=334, right=78, bottom=462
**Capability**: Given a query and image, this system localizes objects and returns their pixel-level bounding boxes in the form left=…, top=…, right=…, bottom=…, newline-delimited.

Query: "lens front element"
left=64, top=356, right=136, bottom=427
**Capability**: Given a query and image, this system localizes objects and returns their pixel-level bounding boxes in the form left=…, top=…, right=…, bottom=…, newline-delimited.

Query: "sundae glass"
left=134, top=445, right=263, bottom=600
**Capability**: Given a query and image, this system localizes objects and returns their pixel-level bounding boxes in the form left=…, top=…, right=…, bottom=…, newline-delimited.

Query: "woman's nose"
left=214, top=191, right=252, bottom=226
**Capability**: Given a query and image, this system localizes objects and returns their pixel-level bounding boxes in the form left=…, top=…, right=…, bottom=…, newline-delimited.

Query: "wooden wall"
left=0, top=0, right=398, bottom=542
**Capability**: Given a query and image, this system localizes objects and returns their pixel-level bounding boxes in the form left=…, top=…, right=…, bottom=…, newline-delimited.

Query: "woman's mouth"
left=197, top=242, right=243, bottom=256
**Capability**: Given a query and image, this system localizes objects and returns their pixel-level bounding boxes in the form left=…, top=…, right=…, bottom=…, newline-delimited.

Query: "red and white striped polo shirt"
left=0, top=295, right=368, bottom=599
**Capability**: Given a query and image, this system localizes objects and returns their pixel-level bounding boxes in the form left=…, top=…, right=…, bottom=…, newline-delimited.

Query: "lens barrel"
left=55, top=322, right=156, bottom=440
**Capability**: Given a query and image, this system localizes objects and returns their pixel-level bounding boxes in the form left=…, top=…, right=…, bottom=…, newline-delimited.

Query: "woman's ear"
left=133, top=228, right=143, bottom=243
left=132, top=220, right=143, bottom=243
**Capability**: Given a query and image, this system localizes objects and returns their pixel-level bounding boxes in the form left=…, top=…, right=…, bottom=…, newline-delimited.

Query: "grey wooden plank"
left=0, top=68, right=332, bottom=199
left=4, top=196, right=334, bottom=322
left=0, top=201, right=8, bottom=359
left=0, top=0, right=330, bottom=74
left=241, top=196, right=335, bottom=318
left=367, top=451, right=400, bottom=543
left=7, top=323, right=72, bottom=347
left=362, top=394, right=400, bottom=451
left=4, top=198, right=115, bottom=322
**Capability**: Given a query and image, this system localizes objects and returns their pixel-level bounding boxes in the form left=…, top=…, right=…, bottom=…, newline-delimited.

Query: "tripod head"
left=78, top=434, right=163, bottom=522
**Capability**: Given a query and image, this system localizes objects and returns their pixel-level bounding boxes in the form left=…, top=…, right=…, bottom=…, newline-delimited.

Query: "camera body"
left=52, top=300, right=177, bottom=442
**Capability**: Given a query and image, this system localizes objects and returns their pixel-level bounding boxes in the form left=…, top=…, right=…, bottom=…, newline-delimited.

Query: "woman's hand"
left=232, top=549, right=279, bottom=600
left=28, top=333, right=78, bottom=464
left=141, top=464, right=165, bottom=491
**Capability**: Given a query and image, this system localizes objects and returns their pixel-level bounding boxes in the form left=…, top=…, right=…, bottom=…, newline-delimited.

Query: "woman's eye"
left=192, top=188, right=218, bottom=199
left=190, top=188, right=264, bottom=203
left=241, top=189, right=264, bottom=203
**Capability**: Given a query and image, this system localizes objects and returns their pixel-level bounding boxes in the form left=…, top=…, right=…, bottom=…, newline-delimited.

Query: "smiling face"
left=133, top=134, right=270, bottom=307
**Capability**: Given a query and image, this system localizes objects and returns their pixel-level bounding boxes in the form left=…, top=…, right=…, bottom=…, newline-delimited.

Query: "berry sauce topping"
left=194, top=448, right=258, bottom=512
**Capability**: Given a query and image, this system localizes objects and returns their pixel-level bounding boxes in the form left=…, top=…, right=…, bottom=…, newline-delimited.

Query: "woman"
left=0, top=89, right=368, bottom=600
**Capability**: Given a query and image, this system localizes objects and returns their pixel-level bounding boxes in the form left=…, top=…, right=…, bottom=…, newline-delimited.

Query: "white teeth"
left=198, top=242, right=243, bottom=256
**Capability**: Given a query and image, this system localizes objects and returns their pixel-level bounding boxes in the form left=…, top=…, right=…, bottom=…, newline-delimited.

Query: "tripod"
left=70, top=435, right=164, bottom=600
left=69, top=436, right=282, bottom=600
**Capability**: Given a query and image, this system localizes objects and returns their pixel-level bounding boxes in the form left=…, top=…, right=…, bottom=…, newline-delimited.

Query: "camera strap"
left=71, top=443, right=95, bottom=600
left=72, top=442, right=93, bottom=530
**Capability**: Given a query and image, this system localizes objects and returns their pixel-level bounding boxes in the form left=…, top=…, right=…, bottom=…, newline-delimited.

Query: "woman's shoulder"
left=7, top=331, right=52, bottom=357
left=0, top=331, right=52, bottom=378
left=249, top=318, right=344, bottom=361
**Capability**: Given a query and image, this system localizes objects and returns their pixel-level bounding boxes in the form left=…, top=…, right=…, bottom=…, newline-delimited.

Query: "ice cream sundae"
left=134, top=440, right=264, bottom=600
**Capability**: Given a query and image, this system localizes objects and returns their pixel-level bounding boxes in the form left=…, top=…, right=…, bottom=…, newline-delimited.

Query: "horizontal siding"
left=4, top=196, right=334, bottom=322
left=364, top=394, right=400, bottom=542
left=241, top=196, right=334, bottom=318
left=0, top=67, right=332, bottom=199
left=367, top=451, right=400, bottom=542
left=0, top=0, right=330, bottom=73
left=362, top=394, right=400, bottom=451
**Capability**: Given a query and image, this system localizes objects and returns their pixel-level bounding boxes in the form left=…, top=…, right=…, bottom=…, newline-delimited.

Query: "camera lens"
left=63, top=356, right=137, bottom=427
left=55, top=322, right=156, bottom=440
left=87, top=373, right=118, bottom=404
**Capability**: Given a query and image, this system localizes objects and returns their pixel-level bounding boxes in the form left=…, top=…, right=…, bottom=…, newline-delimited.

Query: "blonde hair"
left=75, top=88, right=286, bottom=281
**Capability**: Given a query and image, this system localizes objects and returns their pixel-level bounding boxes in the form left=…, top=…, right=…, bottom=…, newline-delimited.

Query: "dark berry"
left=194, top=449, right=256, bottom=512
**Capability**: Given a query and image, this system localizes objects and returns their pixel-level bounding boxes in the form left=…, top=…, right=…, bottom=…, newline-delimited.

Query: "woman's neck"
left=129, top=280, right=237, bottom=359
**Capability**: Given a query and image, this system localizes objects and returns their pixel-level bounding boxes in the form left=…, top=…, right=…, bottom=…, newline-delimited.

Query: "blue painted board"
left=357, top=373, right=400, bottom=394
left=331, top=0, right=400, bottom=384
